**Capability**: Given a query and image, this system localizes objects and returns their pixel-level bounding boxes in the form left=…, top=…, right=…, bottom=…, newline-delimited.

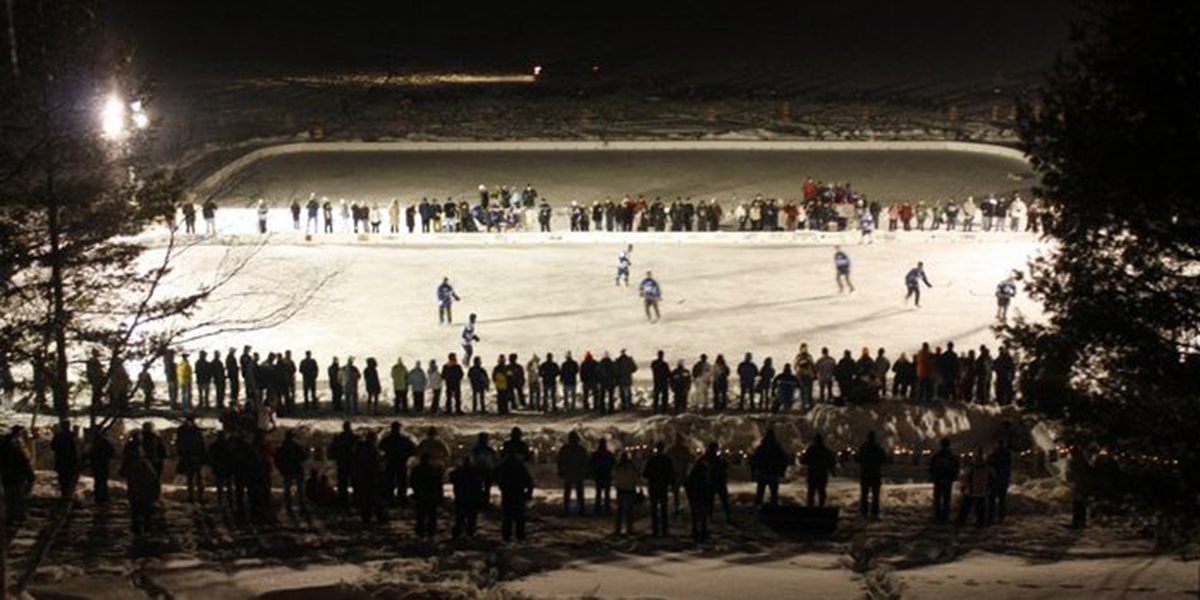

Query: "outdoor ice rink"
left=157, top=144, right=1045, bottom=376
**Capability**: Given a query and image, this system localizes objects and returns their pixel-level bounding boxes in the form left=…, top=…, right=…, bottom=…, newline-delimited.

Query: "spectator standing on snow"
left=468, top=357, right=489, bottom=413
left=958, top=448, right=992, bottom=528
left=815, top=348, right=836, bottom=403
left=929, top=438, right=960, bottom=523
left=643, top=442, right=676, bottom=537
left=380, top=422, right=416, bottom=510
left=328, top=421, right=358, bottom=507
left=409, top=360, right=427, bottom=413
left=737, top=353, right=758, bottom=410
left=410, top=452, right=443, bottom=539
left=856, top=431, right=887, bottom=520
left=612, top=452, right=639, bottom=535
left=496, top=454, right=535, bottom=542
left=750, top=428, right=789, bottom=507
left=558, top=431, right=589, bottom=516
left=175, top=416, right=207, bottom=503
left=988, top=439, right=1013, bottom=524
left=800, top=433, right=836, bottom=507
left=276, top=430, right=309, bottom=515
left=450, top=456, right=485, bottom=538
left=50, top=421, right=79, bottom=498
left=685, top=457, right=714, bottom=543
left=88, top=431, right=115, bottom=505
left=589, top=438, right=616, bottom=515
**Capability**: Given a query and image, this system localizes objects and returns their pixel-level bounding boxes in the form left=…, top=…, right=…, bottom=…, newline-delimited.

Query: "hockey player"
left=615, top=245, right=633, bottom=287
left=834, top=246, right=854, bottom=294
left=639, top=271, right=662, bottom=323
left=904, top=262, right=933, bottom=308
left=437, top=277, right=461, bottom=324
left=859, top=212, right=875, bottom=244
left=462, top=313, right=481, bottom=362
left=995, top=275, right=1018, bottom=321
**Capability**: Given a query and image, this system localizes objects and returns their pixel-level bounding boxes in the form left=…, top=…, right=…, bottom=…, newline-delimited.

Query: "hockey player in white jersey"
left=615, top=244, right=633, bottom=286
left=461, top=313, right=480, bottom=362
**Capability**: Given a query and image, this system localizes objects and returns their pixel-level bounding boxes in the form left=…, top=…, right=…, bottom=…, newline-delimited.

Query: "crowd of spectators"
left=173, top=179, right=1045, bottom=236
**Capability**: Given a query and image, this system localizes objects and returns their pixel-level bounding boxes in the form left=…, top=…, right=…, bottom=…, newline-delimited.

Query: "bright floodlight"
left=101, top=94, right=127, bottom=139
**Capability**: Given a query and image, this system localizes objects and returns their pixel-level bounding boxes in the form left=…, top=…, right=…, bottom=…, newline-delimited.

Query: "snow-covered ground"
left=209, top=146, right=1032, bottom=209
left=149, top=237, right=1043, bottom=389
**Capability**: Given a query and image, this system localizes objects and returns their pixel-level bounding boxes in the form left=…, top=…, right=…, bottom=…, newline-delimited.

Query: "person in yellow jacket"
left=176, top=353, right=194, bottom=410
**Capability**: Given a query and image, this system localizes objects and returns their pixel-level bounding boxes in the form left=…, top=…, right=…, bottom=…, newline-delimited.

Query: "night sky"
left=112, top=1, right=1075, bottom=86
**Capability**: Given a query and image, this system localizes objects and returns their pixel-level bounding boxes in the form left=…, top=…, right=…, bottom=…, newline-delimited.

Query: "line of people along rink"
left=176, top=178, right=1047, bottom=236
left=8, top=416, right=1021, bottom=544
left=83, top=338, right=1019, bottom=421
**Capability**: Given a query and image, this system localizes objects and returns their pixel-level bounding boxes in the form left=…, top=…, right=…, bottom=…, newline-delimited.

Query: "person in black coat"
left=299, top=350, right=319, bottom=410
left=50, top=421, right=79, bottom=499
left=327, top=357, right=343, bottom=413
left=208, top=430, right=234, bottom=508
left=441, top=354, right=465, bottom=415
left=496, top=454, right=535, bottom=542
left=650, top=350, right=671, bottom=413
left=449, top=456, right=485, bottom=538
left=539, top=353, right=561, bottom=412
left=410, top=452, right=443, bottom=538
left=468, top=357, right=490, bottom=413
left=856, top=431, right=887, bottom=520
left=175, top=416, right=207, bottom=503
left=670, top=360, right=692, bottom=413
left=379, top=421, right=416, bottom=509
left=936, top=342, right=960, bottom=401
left=225, top=348, right=240, bottom=405
left=750, top=428, right=789, bottom=507
left=685, top=458, right=714, bottom=543
left=351, top=432, right=386, bottom=523
left=928, top=438, right=960, bottom=523
left=834, top=350, right=856, bottom=403
left=275, top=430, right=309, bottom=515
left=642, top=442, right=676, bottom=537
left=588, top=438, right=616, bottom=515
left=736, top=353, right=758, bottom=410
left=327, top=421, right=358, bottom=507
left=800, top=433, right=836, bottom=507
left=364, top=358, right=382, bottom=414
left=211, top=351, right=227, bottom=410
left=560, top=352, right=580, bottom=410
left=579, top=352, right=598, bottom=411
left=700, top=442, right=732, bottom=523
left=88, top=431, right=115, bottom=504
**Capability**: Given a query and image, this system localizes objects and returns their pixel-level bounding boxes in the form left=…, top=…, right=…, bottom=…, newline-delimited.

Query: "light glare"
left=101, top=94, right=126, bottom=139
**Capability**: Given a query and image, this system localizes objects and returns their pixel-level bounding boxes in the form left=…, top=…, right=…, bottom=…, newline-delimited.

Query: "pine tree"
left=1009, top=0, right=1200, bottom=525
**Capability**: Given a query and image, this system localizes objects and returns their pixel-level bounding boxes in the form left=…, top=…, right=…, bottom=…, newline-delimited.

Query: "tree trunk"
left=3, top=0, right=18, bottom=80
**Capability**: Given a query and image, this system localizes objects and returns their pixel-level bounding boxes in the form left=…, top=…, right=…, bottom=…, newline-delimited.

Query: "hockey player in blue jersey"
left=904, top=262, right=933, bottom=307
left=639, top=270, right=662, bottom=322
left=437, top=277, right=461, bottom=324
left=995, top=276, right=1018, bottom=321
left=834, top=246, right=854, bottom=294
left=615, top=244, right=633, bottom=286
left=462, top=313, right=481, bottom=362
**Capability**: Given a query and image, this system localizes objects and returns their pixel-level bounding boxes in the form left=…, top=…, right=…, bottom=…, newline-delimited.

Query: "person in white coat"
left=427, top=360, right=443, bottom=413
left=1008, top=196, right=1027, bottom=232
left=256, top=199, right=269, bottom=234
